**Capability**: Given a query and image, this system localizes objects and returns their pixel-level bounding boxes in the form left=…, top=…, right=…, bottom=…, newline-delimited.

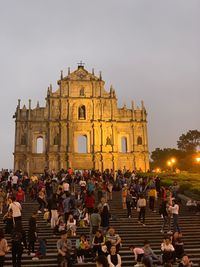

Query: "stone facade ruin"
left=13, top=64, right=149, bottom=174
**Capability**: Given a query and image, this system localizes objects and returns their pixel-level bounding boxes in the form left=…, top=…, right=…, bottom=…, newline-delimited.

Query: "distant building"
left=13, top=64, right=149, bottom=174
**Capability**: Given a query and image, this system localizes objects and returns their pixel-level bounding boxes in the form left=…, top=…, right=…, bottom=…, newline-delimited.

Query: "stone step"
left=3, top=190, right=200, bottom=267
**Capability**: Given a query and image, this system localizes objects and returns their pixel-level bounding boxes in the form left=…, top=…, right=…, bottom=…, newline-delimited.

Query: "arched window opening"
left=78, top=105, right=86, bottom=120
left=121, top=137, right=127, bottom=153
left=137, top=136, right=143, bottom=145
left=80, top=88, right=85, bottom=96
left=77, top=135, right=87, bottom=153
left=36, top=137, right=44, bottom=153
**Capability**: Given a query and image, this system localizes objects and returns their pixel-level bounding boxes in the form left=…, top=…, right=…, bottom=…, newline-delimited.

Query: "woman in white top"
left=8, top=197, right=22, bottom=224
left=161, top=237, right=175, bottom=264
left=67, top=214, right=76, bottom=236
left=170, top=200, right=180, bottom=233
left=107, top=245, right=121, bottom=267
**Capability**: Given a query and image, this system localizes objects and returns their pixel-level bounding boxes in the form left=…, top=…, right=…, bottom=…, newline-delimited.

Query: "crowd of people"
left=0, top=168, right=196, bottom=267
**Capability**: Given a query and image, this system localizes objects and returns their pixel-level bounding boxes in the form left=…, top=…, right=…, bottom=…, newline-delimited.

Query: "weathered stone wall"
left=13, top=66, right=149, bottom=174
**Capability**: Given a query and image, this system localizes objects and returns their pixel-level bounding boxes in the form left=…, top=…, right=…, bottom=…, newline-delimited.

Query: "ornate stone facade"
left=13, top=65, right=149, bottom=174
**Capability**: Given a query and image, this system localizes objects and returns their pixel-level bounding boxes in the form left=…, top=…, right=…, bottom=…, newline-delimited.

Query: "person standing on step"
left=48, top=193, right=58, bottom=229
left=148, top=186, right=157, bottom=212
left=28, top=212, right=37, bottom=256
left=85, top=191, right=95, bottom=215
left=15, top=187, right=25, bottom=203
left=98, top=197, right=110, bottom=234
left=62, top=192, right=71, bottom=223
left=8, top=196, right=22, bottom=224
left=137, top=194, right=147, bottom=226
left=11, top=221, right=27, bottom=267
left=107, top=181, right=113, bottom=201
left=37, top=187, right=47, bottom=214
left=121, top=184, right=128, bottom=209
left=0, top=189, right=6, bottom=214
left=90, top=208, right=101, bottom=243
left=11, top=173, right=18, bottom=191
left=169, top=199, right=180, bottom=233
left=3, top=210, right=13, bottom=234
left=126, top=189, right=133, bottom=218
left=159, top=200, right=171, bottom=233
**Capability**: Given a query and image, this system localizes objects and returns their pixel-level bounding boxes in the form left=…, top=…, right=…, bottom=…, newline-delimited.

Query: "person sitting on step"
left=92, top=230, right=106, bottom=257
left=107, top=245, right=122, bottom=267
left=57, top=230, right=72, bottom=267
left=172, top=232, right=184, bottom=260
left=96, top=255, right=109, bottom=267
left=142, top=239, right=161, bottom=266
left=178, top=255, right=192, bottom=267
left=105, top=227, right=121, bottom=254
left=66, top=214, right=76, bottom=236
left=161, top=236, right=175, bottom=264
left=76, top=234, right=91, bottom=263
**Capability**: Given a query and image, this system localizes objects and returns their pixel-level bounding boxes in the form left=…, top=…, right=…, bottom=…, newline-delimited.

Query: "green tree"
left=177, top=130, right=200, bottom=152
left=150, top=148, right=185, bottom=170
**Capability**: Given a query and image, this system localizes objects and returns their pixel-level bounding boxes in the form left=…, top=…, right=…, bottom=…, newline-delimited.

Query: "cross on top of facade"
left=77, top=60, right=85, bottom=67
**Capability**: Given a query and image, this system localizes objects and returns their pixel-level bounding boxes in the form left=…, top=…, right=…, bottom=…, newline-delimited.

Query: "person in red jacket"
left=15, top=187, right=25, bottom=203
left=85, top=192, right=95, bottom=214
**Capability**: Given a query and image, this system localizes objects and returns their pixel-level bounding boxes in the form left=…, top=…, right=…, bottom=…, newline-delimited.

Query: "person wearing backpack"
left=11, top=221, right=27, bottom=267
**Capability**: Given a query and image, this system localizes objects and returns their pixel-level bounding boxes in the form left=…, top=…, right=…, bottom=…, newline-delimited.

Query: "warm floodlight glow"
left=196, top=157, right=200, bottom=163
left=156, top=168, right=161, bottom=173
left=171, top=158, right=176, bottom=163
left=167, top=161, right=172, bottom=166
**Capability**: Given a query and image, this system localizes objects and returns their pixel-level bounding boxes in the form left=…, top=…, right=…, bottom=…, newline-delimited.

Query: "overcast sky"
left=0, top=0, right=200, bottom=168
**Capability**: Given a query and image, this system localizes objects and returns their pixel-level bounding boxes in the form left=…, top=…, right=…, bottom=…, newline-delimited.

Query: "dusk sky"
left=0, top=0, right=200, bottom=168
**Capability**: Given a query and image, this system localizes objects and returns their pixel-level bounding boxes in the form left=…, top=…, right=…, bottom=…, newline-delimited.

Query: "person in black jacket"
left=11, top=221, right=27, bottom=267
left=159, top=200, right=171, bottom=233
left=28, top=212, right=37, bottom=256
left=3, top=211, right=13, bottom=234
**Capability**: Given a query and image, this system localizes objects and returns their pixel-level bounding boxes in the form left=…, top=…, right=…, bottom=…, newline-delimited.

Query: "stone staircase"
left=1, top=191, right=200, bottom=266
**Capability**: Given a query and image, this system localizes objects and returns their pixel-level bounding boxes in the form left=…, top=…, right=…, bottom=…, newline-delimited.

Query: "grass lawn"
left=137, top=172, right=200, bottom=200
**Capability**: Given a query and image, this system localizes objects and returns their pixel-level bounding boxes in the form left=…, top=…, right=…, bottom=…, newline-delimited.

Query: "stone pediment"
left=64, top=66, right=100, bottom=81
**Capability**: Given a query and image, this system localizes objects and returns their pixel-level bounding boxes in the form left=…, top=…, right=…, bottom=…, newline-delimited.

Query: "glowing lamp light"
left=171, top=158, right=176, bottom=163
left=167, top=161, right=172, bottom=166
left=196, top=157, right=200, bottom=163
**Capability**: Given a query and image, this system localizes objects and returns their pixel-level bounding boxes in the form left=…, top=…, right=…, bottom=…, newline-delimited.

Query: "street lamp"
left=155, top=168, right=161, bottom=173
left=167, top=158, right=176, bottom=172
left=167, top=161, right=172, bottom=166
left=196, top=157, right=200, bottom=163
left=171, top=158, right=176, bottom=164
